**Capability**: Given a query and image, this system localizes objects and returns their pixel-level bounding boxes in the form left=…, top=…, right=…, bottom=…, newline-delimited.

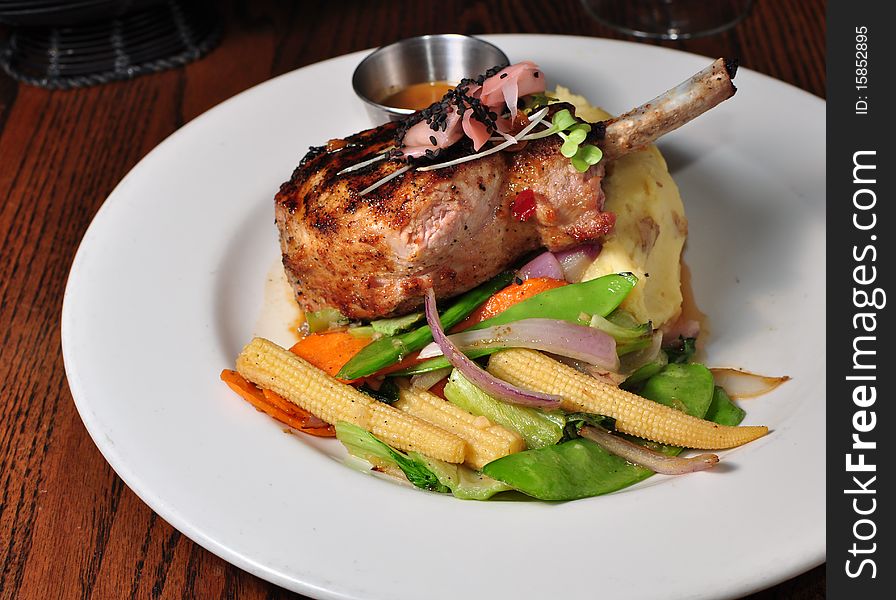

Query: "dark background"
left=0, top=0, right=824, bottom=598
left=826, top=1, right=889, bottom=598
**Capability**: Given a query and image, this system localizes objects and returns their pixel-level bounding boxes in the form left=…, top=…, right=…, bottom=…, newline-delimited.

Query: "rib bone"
left=274, top=59, right=739, bottom=320
left=601, top=58, right=737, bottom=160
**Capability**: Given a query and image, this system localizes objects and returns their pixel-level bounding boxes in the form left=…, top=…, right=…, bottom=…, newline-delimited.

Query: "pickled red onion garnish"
left=399, top=61, right=545, bottom=158
left=401, top=108, right=464, bottom=158
left=356, top=62, right=566, bottom=193
left=462, top=110, right=492, bottom=151
left=480, top=61, right=546, bottom=118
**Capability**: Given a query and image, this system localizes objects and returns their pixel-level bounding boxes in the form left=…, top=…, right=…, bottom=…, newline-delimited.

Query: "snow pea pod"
left=635, top=362, right=715, bottom=458
left=482, top=438, right=653, bottom=500
left=622, top=350, right=669, bottom=387
left=704, top=385, right=746, bottom=426
left=394, top=273, right=638, bottom=376
left=336, top=272, right=514, bottom=380
left=639, top=363, right=715, bottom=418
left=471, top=272, right=637, bottom=329
left=482, top=363, right=717, bottom=500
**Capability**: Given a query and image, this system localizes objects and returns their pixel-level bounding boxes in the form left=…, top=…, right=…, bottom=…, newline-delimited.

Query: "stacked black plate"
left=0, top=0, right=219, bottom=89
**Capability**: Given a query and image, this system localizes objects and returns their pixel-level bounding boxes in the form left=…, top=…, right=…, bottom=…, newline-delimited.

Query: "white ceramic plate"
left=62, top=35, right=825, bottom=600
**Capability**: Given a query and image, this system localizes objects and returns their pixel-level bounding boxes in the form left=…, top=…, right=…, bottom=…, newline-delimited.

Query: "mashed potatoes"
left=552, top=86, right=687, bottom=328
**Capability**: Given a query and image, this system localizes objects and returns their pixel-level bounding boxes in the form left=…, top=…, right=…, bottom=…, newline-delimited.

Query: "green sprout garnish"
left=571, top=144, right=603, bottom=172
left=524, top=104, right=605, bottom=173
left=522, top=92, right=558, bottom=113
left=560, top=124, right=590, bottom=157
left=548, top=109, right=604, bottom=173
left=550, top=108, right=577, bottom=131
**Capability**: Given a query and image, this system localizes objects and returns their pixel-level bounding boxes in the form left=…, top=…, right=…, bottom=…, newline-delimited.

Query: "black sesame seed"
left=396, top=63, right=518, bottom=155
left=429, top=136, right=437, bottom=145
left=533, top=72, right=540, bottom=78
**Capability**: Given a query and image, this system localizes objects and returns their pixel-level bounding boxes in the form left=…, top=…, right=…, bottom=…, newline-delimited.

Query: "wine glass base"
left=581, top=0, right=755, bottom=40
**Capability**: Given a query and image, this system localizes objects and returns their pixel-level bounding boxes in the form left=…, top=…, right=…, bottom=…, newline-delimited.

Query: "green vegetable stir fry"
left=319, top=269, right=763, bottom=501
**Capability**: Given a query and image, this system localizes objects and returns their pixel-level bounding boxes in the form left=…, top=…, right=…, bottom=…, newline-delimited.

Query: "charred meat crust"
left=274, top=59, right=737, bottom=319
left=276, top=103, right=614, bottom=320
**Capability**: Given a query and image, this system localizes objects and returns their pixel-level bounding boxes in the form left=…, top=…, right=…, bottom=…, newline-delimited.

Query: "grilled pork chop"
left=275, top=58, right=736, bottom=320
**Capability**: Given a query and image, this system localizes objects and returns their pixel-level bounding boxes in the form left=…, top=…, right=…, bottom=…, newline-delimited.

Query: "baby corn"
left=236, top=337, right=465, bottom=463
left=366, top=401, right=465, bottom=464
left=488, top=349, right=768, bottom=449
left=395, top=386, right=524, bottom=469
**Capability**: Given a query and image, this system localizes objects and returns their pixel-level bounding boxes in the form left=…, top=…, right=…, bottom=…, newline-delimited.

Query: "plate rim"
left=61, top=34, right=826, bottom=600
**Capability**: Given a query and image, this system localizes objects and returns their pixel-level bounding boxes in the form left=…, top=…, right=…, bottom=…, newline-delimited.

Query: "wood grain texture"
left=0, top=0, right=825, bottom=598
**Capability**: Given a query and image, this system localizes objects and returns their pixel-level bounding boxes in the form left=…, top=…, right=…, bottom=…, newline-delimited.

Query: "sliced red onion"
left=710, top=368, right=791, bottom=399
left=418, top=318, right=619, bottom=371
left=550, top=355, right=628, bottom=386
left=410, top=367, right=452, bottom=390
left=579, top=426, right=719, bottom=475
left=424, top=289, right=562, bottom=409
left=586, top=369, right=628, bottom=386
left=517, top=251, right=564, bottom=281
left=619, top=331, right=663, bottom=374
left=661, top=318, right=701, bottom=345
left=554, top=244, right=600, bottom=282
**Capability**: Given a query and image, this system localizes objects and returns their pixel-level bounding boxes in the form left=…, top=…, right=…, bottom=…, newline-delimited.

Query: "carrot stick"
left=259, top=387, right=305, bottom=416
left=220, top=369, right=336, bottom=437
left=279, top=279, right=565, bottom=386
left=289, top=331, right=373, bottom=383
left=260, top=388, right=331, bottom=430
left=452, top=277, right=567, bottom=332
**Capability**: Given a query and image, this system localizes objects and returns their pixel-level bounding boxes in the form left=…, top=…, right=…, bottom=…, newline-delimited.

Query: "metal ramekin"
left=352, top=34, right=509, bottom=124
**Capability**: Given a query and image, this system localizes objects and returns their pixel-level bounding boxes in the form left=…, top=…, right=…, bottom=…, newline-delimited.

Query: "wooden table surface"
left=0, top=1, right=825, bottom=598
